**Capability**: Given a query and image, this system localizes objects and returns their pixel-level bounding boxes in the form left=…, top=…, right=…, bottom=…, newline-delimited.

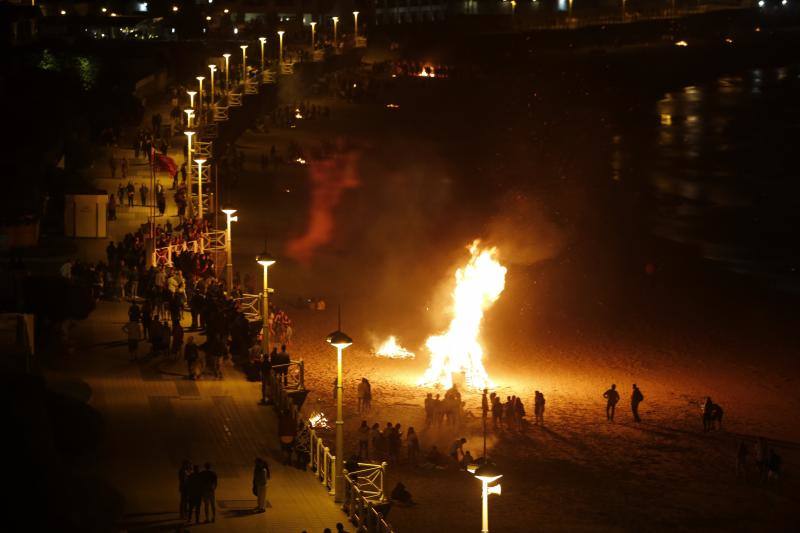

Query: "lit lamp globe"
left=326, top=329, right=353, bottom=350
left=257, top=251, right=276, bottom=268
left=474, top=462, right=503, bottom=484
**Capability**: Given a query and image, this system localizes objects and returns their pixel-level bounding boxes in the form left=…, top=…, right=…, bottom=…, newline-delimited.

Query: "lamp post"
left=223, top=53, right=231, bottom=91
left=187, top=90, right=197, bottom=110
left=184, top=108, right=194, bottom=129
left=277, top=30, right=284, bottom=64
left=194, top=158, right=206, bottom=219
left=474, top=463, right=503, bottom=533
left=259, top=37, right=266, bottom=72
left=326, top=324, right=352, bottom=502
left=332, top=16, right=339, bottom=48
left=184, top=131, right=195, bottom=217
left=222, top=209, right=238, bottom=290
left=257, top=251, right=276, bottom=355
left=310, top=21, right=316, bottom=50
left=208, top=65, right=217, bottom=106
left=240, top=45, right=248, bottom=83
left=196, top=76, right=205, bottom=123
left=352, top=11, right=359, bottom=42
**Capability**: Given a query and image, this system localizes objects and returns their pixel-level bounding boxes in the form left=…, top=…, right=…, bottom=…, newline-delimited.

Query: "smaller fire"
left=308, top=411, right=330, bottom=429
left=418, top=66, right=436, bottom=78
left=295, top=157, right=307, bottom=165
left=386, top=103, right=400, bottom=109
left=295, top=108, right=303, bottom=119
left=375, top=336, right=415, bottom=359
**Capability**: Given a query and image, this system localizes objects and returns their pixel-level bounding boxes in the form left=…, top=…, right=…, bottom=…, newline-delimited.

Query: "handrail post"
left=299, top=359, right=305, bottom=390
left=380, top=461, right=388, bottom=502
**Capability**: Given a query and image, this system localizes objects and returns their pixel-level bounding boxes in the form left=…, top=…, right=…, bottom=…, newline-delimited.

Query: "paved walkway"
left=47, top=301, right=343, bottom=532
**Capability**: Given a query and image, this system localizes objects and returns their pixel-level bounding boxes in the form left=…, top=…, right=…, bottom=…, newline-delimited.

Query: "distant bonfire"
left=308, top=411, right=330, bottom=429
left=374, top=336, right=415, bottom=359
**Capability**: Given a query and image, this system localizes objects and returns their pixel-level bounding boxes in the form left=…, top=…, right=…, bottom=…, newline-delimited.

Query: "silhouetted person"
left=185, top=465, right=203, bottom=524
left=703, top=396, right=714, bottom=432
left=260, top=351, right=272, bottom=404
left=253, top=458, right=270, bottom=512
left=391, top=482, right=414, bottom=505
left=449, top=437, right=467, bottom=465
left=603, top=384, right=620, bottom=421
left=178, top=459, right=191, bottom=519
left=200, top=462, right=217, bottom=523
left=534, top=391, right=545, bottom=426
left=631, top=384, right=644, bottom=423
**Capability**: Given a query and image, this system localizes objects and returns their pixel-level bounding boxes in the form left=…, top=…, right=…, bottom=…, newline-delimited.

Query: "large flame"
left=375, top=336, right=415, bottom=359
left=419, top=241, right=507, bottom=390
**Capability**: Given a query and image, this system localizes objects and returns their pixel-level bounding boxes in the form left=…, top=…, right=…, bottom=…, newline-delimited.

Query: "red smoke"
left=285, top=150, right=360, bottom=264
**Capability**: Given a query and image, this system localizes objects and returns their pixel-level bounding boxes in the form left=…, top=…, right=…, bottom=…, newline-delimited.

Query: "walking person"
left=252, top=458, right=270, bottom=512
left=631, top=384, right=644, bottom=423
left=603, top=384, right=620, bottom=421
left=200, top=462, right=217, bottom=523
left=122, top=319, right=142, bottom=361
left=139, top=183, right=148, bottom=206
left=357, top=377, right=370, bottom=413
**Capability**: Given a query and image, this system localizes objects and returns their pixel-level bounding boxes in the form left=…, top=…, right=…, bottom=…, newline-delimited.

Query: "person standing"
left=357, top=378, right=369, bottom=413
left=171, top=321, right=184, bottom=358
left=603, top=384, right=620, bottom=421
left=139, top=183, right=148, bottom=206
left=252, top=458, right=270, bottom=512
left=178, top=460, right=192, bottom=519
left=185, top=464, right=203, bottom=524
left=631, top=384, right=644, bottom=423
left=184, top=336, right=199, bottom=378
left=406, top=426, right=420, bottom=465
left=200, top=462, right=217, bottom=523
left=109, top=154, right=117, bottom=179
left=122, top=319, right=142, bottom=361
left=357, top=420, right=369, bottom=459
left=534, top=391, right=546, bottom=426
left=260, top=351, right=272, bottom=404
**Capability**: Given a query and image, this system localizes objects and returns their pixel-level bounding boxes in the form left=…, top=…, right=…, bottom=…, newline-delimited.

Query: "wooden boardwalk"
left=51, top=301, right=343, bottom=532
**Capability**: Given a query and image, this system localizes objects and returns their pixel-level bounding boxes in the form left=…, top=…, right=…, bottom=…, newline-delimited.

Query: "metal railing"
left=263, top=70, right=277, bottom=84
left=309, top=427, right=337, bottom=494
left=194, top=140, right=213, bottom=158
left=228, top=93, right=243, bottom=107
left=203, top=229, right=226, bottom=251
left=234, top=293, right=261, bottom=321
left=245, top=79, right=259, bottom=94
left=152, top=238, right=204, bottom=267
left=213, top=105, right=229, bottom=122
left=344, top=465, right=394, bottom=533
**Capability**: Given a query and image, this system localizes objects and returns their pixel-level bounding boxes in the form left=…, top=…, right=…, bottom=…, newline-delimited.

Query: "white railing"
left=203, top=229, right=226, bottom=251
left=192, top=160, right=212, bottom=184
left=151, top=238, right=204, bottom=267
left=309, top=427, right=336, bottom=494
left=233, top=293, right=261, bottom=321
left=344, top=464, right=395, bottom=533
left=200, top=122, right=218, bottom=140
left=228, top=93, right=243, bottom=107
left=213, top=105, right=229, bottom=122
left=262, top=70, right=277, bottom=84
left=194, top=140, right=213, bottom=158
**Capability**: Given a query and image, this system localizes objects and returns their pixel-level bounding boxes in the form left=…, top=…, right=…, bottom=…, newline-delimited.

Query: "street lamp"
left=277, top=30, right=285, bottom=64
left=208, top=65, right=217, bottom=106
left=187, top=90, right=197, bottom=110
left=326, top=324, right=352, bottom=502
left=257, top=251, right=276, bottom=355
left=332, top=16, right=339, bottom=48
left=240, top=45, right=248, bottom=83
left=184, top=108, right=194, bottom=128
left=259, top=36, right=266, bottom=72
left=194, top=158, right=206, bottom=219
left=474, top=463, right=503, bottom=533
left=184, top=131, right=195, bottom=217
left=222, top=209, right=238, bottom=290
left=310, top=21, right=316, bottom=50
left=222, top=53, right=231, bottom=91
left=353, top=11, right=359, bottom=42
left=196, top=76, right=205, bottom=122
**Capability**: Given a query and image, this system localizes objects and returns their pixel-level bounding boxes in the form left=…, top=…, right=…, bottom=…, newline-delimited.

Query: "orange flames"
left=375, top=336, right=415, bottom=359
left=419, top=241, right=507, bottom=390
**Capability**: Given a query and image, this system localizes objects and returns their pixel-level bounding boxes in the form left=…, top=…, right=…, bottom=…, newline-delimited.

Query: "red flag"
left=154, top=154, right=178, bottom=176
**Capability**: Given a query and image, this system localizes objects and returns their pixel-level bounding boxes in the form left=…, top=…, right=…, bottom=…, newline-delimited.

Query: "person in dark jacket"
left=184, top=337, right=199, bottom=378
left=603, top=384, right=620, bottom=421
left=260, top=352, right=272, bottom=404
left=178, top=460, right=192, bottom=519
left=631, top=384, right=644, bottom=423
left=185, top=464, right=203, bottom=524
left=252, top=458, right=270, bottom=512
left=200, top=462, right=218, bottom=523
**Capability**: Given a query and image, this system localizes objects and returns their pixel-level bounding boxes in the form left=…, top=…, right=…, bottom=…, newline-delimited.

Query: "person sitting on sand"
left=460, top=450, right=475, bottom=470
left=391, top=482, right=414, bottom=505
left=424, top=445, right=446, bottom=468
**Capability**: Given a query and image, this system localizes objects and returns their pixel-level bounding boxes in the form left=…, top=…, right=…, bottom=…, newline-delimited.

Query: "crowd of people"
left=178, top=460, right=218, bottom=524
